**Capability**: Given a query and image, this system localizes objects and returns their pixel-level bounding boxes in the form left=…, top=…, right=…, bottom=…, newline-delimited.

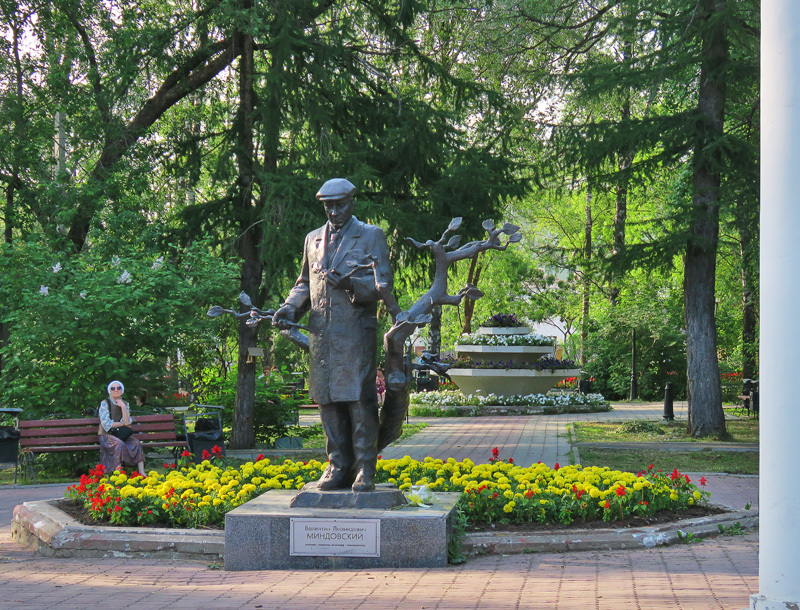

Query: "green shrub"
left=196, top=364, right=303, bottom=444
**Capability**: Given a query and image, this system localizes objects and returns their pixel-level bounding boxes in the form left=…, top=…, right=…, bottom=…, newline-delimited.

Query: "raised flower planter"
left=454, top=344, right=554, bottom=365
left=450, top=319, right=578, bottom=398
left=447, top=367, right=583, bottom=396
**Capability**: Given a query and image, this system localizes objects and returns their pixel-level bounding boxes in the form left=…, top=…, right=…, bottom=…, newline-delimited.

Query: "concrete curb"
left=11, top=498, right=757, bottom=562
left=575, top=441, right=759, bottom=453
left=463, top=506, right=758, bottom=555
left=11, top=500, right=224, bottom=560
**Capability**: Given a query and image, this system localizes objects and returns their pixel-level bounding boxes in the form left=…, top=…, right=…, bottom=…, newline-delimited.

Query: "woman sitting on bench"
left=98, top=380, right=146, bottom=476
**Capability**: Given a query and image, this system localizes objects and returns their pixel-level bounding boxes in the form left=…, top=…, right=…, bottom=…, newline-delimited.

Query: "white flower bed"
left=409, top=389, right=607, bottom=408
left=454, top=332, right=554, bottom=347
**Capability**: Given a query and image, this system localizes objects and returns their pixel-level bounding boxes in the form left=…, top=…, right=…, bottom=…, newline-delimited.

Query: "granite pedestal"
left=224, top=485, right=459, bottom=570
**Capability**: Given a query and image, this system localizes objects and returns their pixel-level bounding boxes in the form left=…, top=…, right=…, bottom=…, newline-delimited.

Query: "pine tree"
left=514, top=0, right=758, bottom=435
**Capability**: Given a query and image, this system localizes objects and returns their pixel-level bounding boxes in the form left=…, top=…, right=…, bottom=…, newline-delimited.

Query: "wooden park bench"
left=16, top=413, right=188, bottom=483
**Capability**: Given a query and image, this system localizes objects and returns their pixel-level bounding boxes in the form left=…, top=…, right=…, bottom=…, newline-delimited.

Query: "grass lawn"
left=571, top=417, right=758, bottom=444
left=570, top=416, right=759, bottom=474
left=577, top=447, right=759, bottom=475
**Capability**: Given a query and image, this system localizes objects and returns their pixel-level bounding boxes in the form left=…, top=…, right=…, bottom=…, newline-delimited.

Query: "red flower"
left=181, top=449, right=192, bottom=458
left=212, top=445, right=223, bottom=456
left=524, top=489, right=535, bottom=499
left=604, top=500, right=610, bottom=509
left=256, top=454, right=265, bottom=461
left=670, top=469, right=681, bottom=481
left=377, top=455, right=382, bottom=460
left=699, top=476, right=708, bottom=487
left=684, top=474, right=691, bottom=484
left=576, top=489, right=585, bottom=500
left=648, top=464, right=654, bottom=470
left=615, top=486, right=627, bottom=497
left=508, top=458, right=514, bottom=464
left=553, top=462, right=560, bottom=471
left=491, top=447, right=500, bottom=459
left=202, top=449, right=212, bottom=460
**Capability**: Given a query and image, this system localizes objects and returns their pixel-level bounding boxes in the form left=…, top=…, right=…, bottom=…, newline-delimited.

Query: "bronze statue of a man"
left=273, top=179, right=392, bottom=492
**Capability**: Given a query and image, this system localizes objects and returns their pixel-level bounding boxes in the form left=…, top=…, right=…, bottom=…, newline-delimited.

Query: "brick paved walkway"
left=0, top=528, right=757, bottom=609
left=379, top=400, right=691, bottom=466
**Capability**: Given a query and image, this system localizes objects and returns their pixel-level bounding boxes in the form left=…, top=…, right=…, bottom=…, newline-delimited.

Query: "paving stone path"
left=380, top=400, right=693, bottom=466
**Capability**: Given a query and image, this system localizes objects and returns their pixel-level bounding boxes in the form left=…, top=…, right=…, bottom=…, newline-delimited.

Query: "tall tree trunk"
left=461, top=252, right=485, bottom=334
left=231, top=17, right=261, bottom=449
left=685, top=0, right=727, bottom=437
left=629, top=328, right=638, bottom=400
left=610, top=16, right=633, bottom=307
left=739, top=219, right=758, bottom=393
left=1, top=11, right=24, bottom=376
left=428, top=305, right=442, bottom=356
left=581, top=187, right=592, bottom=369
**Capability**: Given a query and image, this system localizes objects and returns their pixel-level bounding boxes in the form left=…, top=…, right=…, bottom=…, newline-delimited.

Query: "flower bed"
left=442, top=355, right=577, bottom=371
left=455, top=332, right=554, bottom=347
left=410, top=389, right=608, bottom=409
left=409, top=389, right=610, bottom=415
left=66, top=448, right=705, bottom=528
left=481, top=313, right=523, bottom=327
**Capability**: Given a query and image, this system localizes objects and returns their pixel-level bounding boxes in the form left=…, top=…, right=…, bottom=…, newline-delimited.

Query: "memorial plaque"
left=290, top=518, right=380, bottom=557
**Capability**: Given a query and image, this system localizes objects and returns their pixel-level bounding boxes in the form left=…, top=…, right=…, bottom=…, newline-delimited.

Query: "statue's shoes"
left=351, top=471, right=375, bottom=492
left=316, top=466, right=353, bottom=490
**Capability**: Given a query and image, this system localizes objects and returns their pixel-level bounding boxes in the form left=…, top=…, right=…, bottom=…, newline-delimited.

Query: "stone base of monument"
left=289, top=481, right=408, bottom=509
left=224, top=484, right=459, bottom=570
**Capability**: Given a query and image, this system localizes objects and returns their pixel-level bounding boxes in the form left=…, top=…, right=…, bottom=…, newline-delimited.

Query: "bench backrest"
left=19, top=413, right=179, bottom=450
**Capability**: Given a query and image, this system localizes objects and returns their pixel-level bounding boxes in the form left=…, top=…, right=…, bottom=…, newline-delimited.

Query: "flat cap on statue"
left=316, top=178, right=356, bottom=201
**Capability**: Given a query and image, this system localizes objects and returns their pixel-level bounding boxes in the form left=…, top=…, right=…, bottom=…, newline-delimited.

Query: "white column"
left=754, top=1, right=800, bottom=608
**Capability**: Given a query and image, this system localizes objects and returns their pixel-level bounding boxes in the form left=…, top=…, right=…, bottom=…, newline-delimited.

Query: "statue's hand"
left=272, top=304, right=297, bottom=329
left=325, top=270, right=353, bottom=291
